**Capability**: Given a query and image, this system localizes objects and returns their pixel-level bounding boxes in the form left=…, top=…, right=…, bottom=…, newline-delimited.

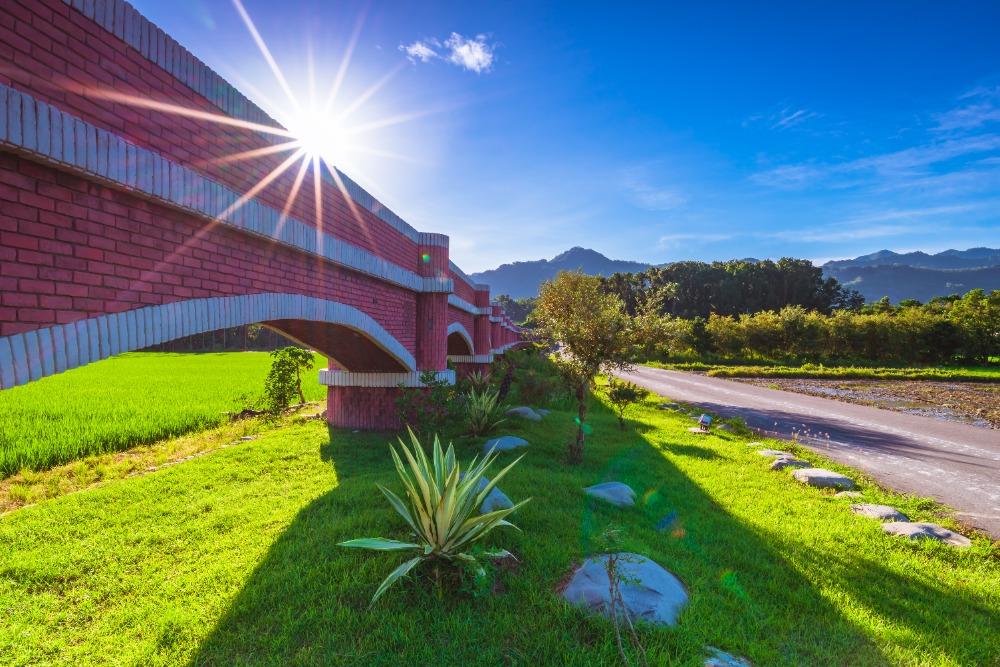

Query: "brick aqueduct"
left=0, top=0, right=525, bottom=428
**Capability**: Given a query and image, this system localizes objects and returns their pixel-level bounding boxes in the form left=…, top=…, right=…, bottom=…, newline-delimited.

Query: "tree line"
left=631, top=289, right=998, bottom=365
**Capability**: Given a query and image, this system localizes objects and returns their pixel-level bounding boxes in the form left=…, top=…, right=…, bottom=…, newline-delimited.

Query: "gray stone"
left=535, top=408, right=551, bottom=416
left=585, top=482, right=636, bottom=507
left=467, top=475, right=514, bottom=514
left=484, top=435, right=529, bottom=453
left=835, top=491, right=863, bottom=498
left=658, top=402, right=680, bottom=410
left=561, top=553, right=688, bottom=626
left=746, top=441, right=765, bottom=447
left=705, top=647, right=753, bottom=667
left=717, top=423, right=733, bottom=432
left=882, top=522, right=971, bottom=547
left=757, top=449, right=792, bottom=458
left=770, top=457, right=810, bottom=471
left=506, top=406, right=542, bottom=421
left=792, top=468, right=856, bottom=490
left=851, top=504, right=909, bottom=522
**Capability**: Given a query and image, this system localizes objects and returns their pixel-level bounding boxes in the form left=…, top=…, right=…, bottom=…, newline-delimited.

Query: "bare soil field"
left=736, top=378, right=1000, bottom=429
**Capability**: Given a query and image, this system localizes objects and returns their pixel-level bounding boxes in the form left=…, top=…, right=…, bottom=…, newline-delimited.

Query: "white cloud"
left=401, top=39, right=439, bottom=63
left=744, top=104, right=820, bottom=131
left=444, top=33, right=495, bottom=73
left=659, top=232, right=734, bottom=248
left=399, top=33, right=497, bottom=73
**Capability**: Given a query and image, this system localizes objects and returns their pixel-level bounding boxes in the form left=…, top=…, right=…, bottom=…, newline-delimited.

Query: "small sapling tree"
left=605, top=379, right=649, bottom=430
left=263, top=346, right=315, bottom=413
left=533, top=271, right=633, bottom=463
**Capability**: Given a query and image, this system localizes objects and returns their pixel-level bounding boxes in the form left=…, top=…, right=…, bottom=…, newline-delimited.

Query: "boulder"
left=585, top=482, right=637, bottom=507
left=835, top=491, right=863, bottom=499
left=535, top=408, right=551, bottom=417
left=561, top=553, right=688, bottom=626
left=851, top=504, right=909, bottom=522
left=470, top=475, right=514, bottom=514
left=770, top=457, right=810, bottom=471
left=506, top=406, right=542, bottom=421
left=882, top=522, right=971, bottom=547
left=658, top=402, right=680, bottom=410
left=757, top=449, right=792, bottom=458
left=792, top=468, right=856, bottom=490
left=483, top=435, right=529, bottom=453
left=705, top=647, right=753, bottom=667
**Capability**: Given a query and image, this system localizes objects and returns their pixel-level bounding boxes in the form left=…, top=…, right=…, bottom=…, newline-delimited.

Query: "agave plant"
left=339, top=429, right=529, bottom=604
left=464, top=387, right=507, bottom=436
left=464, top=369, right=491, bottom=393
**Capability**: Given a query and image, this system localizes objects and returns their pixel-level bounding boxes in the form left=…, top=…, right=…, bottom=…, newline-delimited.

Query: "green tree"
left=533, top=271, right=633, bottom=463
left=263, top=347, right=315, bottom=413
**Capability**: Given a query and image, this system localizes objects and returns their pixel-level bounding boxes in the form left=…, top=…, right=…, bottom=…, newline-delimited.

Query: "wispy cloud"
left=400, top=33, right=497, bottom=73
left=622, top=167, right=687, bottom=211
left=745, top=104, right=820, bottom=131
left=659, top=232, right=734, bottom=248
left=934, top=86, right=1000, bottom=132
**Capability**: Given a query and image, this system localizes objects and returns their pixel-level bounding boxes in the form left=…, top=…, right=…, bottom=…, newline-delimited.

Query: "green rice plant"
left=705, top=364, right=999, bottom=382
left=464, top=387, right=507, bottom=436
left=0, top=352, right=326, bottom=478
left=339, top=429, right=529, bottom=604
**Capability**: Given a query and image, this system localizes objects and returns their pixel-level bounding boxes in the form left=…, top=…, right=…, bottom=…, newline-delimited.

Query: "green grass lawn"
left=1, top=377, right=997, bottom=665
left=0, top=352, right=325, bottom=478
left=646, top=361, right=1000, bottom=382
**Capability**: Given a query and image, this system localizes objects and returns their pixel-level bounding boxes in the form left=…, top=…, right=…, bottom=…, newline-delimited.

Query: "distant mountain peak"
left=469, top=247, right=649, bottom=299
left=550, top=246, right=609, bottom=263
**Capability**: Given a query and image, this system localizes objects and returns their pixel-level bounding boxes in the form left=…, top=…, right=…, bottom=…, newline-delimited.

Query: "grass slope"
left=1, top=390, right=997, bottom=665
left=0, top=352, right=325, bottom=477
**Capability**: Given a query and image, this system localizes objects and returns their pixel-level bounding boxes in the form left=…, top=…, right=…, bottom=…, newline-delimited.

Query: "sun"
left=285, top=106, right=347, bottom=166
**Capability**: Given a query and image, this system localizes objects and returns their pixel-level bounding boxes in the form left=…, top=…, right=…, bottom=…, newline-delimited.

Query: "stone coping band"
left=319, top=370, right=456, bottom=388
left=448, top=354, right=493, bottom=363
left=448, top=294, right=491, bottom=316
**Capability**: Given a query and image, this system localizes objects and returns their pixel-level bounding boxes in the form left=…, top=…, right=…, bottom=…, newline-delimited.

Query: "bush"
left=464, top=388, right=507, bottom=436
left=263, top=347, right=315, bottom=414
left=339, top=430, right=529, bottom=604
left=395, top=371, right=459, bottom=437
left=605, top=379, right=649, bottom=429
left=459, top=370, right=491, bottom=394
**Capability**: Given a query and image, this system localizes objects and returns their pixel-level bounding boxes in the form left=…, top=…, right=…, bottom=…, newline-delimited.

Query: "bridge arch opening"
left=446, top=323, right=475, bottom=356
left=0, top=293, right=414, bottom=389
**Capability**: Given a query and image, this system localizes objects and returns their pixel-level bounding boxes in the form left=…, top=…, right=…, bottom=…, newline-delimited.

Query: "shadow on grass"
left=189, top=405, right=992, bottom=665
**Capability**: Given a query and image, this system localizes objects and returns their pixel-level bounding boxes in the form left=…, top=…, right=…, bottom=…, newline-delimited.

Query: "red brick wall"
left=0, top=0, right=418, bottom=269
left=0, top=152, right=417, bottom=347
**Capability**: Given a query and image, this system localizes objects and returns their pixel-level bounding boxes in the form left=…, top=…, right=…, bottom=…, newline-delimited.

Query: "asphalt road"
left=616, top=366, right=1000, bottom=539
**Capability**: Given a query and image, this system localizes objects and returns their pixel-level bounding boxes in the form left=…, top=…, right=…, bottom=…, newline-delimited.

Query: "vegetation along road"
left=617, top=366, right=1000, bottom=539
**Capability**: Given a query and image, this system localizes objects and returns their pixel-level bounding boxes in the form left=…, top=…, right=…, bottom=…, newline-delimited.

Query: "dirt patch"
left=738, top=378, right=1000, bottom=429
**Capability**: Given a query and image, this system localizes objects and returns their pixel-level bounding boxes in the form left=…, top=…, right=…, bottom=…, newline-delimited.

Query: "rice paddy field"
left=0, top=352, right=325, bottom=478
left=647, top=361, right=1000, bottom=382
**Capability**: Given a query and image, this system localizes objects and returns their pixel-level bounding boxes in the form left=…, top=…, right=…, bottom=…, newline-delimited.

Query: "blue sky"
left=134, top=0, right=1000, bottom=272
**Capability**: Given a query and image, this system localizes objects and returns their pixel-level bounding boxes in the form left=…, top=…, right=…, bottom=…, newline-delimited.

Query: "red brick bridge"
left=0, top=0, right=525, bottom=428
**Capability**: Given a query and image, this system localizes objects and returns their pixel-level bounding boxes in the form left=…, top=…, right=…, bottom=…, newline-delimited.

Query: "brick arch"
left=446, top=322, right=474, bottom=356
left=0, top=293, right=416, bottom=389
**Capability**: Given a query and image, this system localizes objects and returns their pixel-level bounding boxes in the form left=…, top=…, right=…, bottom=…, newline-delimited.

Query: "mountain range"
left=821, top=247, right=1000, bottom=302
left=471, top=246, right=1000, bottom=302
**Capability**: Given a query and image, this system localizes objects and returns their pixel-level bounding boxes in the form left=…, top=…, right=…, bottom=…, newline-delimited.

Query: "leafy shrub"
left=464, top=388, right=507, bottom=436
left=605, top=379, right=649, bottom=429
left=515, top=368, right=556, bottom=406
left=339, top=429, right=529, bottom=604
left=263, top=347, right=315, bottom=413
left=394, top=371, right=459, bottom=437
